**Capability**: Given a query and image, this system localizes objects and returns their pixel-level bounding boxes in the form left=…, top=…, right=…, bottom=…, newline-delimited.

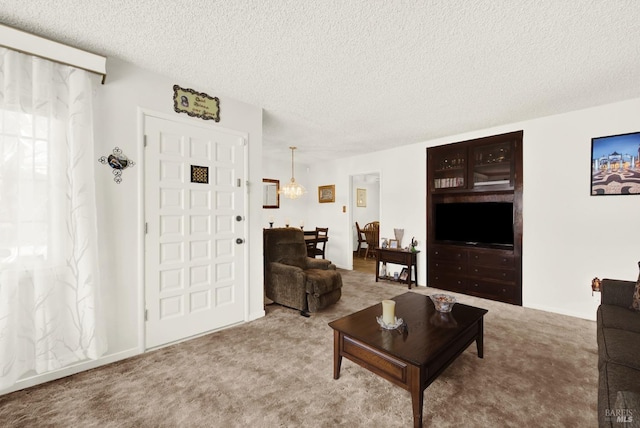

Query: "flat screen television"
left=434, top=202, right=514, bottom=247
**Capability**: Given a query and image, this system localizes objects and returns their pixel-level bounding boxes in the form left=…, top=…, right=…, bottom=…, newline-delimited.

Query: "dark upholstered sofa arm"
left=601, top=278, right=636, bottom=308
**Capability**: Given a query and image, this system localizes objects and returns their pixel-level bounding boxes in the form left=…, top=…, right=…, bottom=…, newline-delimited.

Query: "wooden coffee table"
left=328, top=292, right=488, bottom=428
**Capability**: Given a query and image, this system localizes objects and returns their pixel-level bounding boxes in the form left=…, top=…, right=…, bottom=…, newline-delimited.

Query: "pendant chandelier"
left=279, top=146, right=306, bottom=199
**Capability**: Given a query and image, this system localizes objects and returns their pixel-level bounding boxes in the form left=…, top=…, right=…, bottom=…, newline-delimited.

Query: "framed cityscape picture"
left=591, top=131, right=640, bottom=195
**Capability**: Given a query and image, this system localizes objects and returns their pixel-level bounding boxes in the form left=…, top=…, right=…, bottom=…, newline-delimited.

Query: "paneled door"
left=144, top=114, right=246, bottom=349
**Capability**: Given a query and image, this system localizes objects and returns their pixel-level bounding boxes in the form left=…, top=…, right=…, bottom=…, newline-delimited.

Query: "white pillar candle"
left=381, top=300, right=396, bottom=325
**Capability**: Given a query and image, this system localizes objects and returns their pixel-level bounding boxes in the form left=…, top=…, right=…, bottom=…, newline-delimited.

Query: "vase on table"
left=394, top=228, right=404, bottom=248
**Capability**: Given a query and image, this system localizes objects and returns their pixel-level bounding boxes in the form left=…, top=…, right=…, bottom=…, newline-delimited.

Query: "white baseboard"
left=524, top=302, right=597, bottom=321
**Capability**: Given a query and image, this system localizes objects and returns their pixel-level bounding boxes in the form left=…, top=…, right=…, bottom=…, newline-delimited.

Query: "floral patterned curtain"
left=0, top=47, right=106, bottom=390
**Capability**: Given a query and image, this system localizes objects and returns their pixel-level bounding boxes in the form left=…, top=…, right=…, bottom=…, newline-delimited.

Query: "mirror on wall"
left=263, top=178, right=280, bottom=209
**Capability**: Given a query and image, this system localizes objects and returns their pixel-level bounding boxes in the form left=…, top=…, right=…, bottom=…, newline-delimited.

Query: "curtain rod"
left=0, top=23, right=107, bottom=84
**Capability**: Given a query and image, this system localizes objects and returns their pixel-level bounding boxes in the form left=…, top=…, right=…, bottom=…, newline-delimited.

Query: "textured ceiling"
left=2, top=1, right=639, bottom=164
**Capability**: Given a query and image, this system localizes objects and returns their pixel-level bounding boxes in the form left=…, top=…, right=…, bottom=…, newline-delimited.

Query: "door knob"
left=236, top=238, right=245, bottom=244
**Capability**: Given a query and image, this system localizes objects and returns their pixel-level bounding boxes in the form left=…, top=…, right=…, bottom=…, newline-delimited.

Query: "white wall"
left=296, top=147, right=425, bottom=271
left=519, top=99, right=639, bottom=319
left=292, top=97, right=640, bottom=321
left=4, top=58, right=264, bottom=394
left=261, top=157, right=310, bottom=229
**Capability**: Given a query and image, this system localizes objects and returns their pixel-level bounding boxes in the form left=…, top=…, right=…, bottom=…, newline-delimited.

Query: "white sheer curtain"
left=0, top=47, right=106, bottom=390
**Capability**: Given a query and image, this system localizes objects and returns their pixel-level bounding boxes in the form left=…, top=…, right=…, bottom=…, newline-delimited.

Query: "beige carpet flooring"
left=0, top=269, right=598, bottom=427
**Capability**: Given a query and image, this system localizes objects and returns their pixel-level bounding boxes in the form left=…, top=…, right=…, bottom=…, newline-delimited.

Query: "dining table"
left=303, top=230, right=329, bottom=243
left=303, top=230, right=328, bottom=257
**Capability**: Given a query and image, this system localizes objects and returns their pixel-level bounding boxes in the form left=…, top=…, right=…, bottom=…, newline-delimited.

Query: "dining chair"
left=363, top=221, right=379, bottom=259
left=305, top=230, right=318, bottom=257
left=308, top=227, right=328, bottom=258
left=355, top=222, right=367, bottom=257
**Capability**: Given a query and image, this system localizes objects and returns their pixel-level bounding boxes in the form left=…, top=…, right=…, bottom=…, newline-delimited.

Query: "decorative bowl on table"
left=429, top=293, right=456, bottom=313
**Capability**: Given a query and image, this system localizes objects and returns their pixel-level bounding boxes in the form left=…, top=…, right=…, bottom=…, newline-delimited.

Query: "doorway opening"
left=350, top=172, right=380, bottom=274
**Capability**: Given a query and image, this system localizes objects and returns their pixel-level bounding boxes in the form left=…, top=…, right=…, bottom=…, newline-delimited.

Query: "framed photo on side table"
left=399, top=268, right=409, bottom=282
left=388, top=239, right=399, bottom=249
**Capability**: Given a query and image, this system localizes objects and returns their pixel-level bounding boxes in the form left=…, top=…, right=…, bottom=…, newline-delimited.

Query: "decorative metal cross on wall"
left=98, top=147, right=135, bottom=183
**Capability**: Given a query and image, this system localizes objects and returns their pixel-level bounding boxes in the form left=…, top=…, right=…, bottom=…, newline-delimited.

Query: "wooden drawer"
left=431, top=260, right=465, bottom=275
left=379, top=249, right=412, bottom=264
left=428, top=271, right=467, bottom=293
left=468, top=265, right=515, bottom=282
left=468, top=279, right=517, bottom=303
left=468, top=250, right=514, bottom=267
left=343, top=336, right=408, bottom=384
left=427, top=243, right=520, bottom=305
left=430, top=246, right=466, bottom=262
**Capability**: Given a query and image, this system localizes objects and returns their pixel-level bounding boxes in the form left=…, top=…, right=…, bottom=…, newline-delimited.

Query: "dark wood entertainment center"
left=426, top=130, right=523, bottom=305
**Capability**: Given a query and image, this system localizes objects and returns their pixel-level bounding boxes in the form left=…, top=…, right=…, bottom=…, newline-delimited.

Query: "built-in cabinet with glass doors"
left=427, top=131, right=523, bottom=305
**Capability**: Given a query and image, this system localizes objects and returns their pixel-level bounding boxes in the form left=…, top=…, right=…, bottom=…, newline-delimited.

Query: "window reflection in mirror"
left=263, top=179, right=280, bottom=209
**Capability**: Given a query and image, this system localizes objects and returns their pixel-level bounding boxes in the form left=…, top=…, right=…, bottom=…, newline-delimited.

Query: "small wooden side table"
left=375, top=248, right=420, bottom=289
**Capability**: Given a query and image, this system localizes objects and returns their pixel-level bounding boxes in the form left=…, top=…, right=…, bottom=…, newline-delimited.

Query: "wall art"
left=173, top=84, right=220, bottom=122
left=591, top=131, right=640, bottom=195
left=318, top=185, right=335, bottom=203
left=357, top=188, right=366, bottom=207
left=98, top=147, right=135, bottom=183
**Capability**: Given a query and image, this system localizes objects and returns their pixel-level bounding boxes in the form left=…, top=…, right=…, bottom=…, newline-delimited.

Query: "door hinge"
left=145, top=222, right=148, bottom=234
left=144, top=135, right=147, bottom=147
left=237, top=178, right=242, bottom=187
left=144, top=309, right=148, bottom=321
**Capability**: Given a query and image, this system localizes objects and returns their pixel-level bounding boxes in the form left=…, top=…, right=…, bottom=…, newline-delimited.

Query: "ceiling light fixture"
left=279, top=146, right=306, bottom=199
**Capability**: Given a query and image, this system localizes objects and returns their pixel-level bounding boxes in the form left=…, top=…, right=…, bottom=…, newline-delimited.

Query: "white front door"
left=144, top=114, right=246, bottom=349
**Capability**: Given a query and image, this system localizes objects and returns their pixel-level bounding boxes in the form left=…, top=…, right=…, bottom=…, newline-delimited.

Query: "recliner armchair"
left=264, top=227, right=342, bottom=315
